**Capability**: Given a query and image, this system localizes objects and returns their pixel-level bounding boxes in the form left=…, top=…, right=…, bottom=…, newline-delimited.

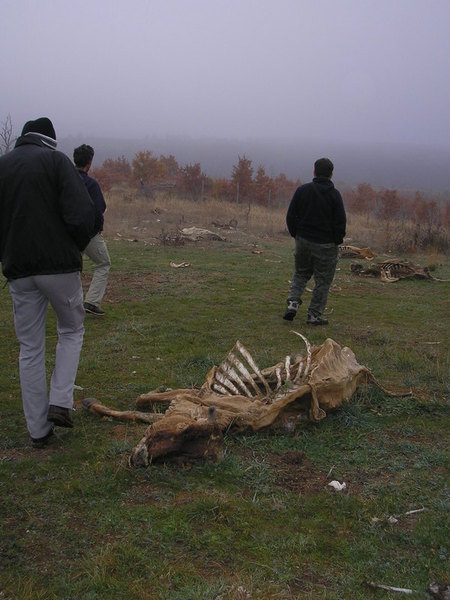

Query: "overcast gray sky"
left=2, top=0, right=450, bottom=147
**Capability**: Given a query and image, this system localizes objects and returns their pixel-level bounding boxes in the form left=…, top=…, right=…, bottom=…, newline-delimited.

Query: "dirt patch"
left=81, top=271, right=163, bottom=303
left=0, top=448, right=29, bottom=461
left=110, top=424, right=132, bottom=440
left=268, top=451, right=328, bottom=494
left=231, top=444, right=329, bottom=495
left=0, top=445, right=60, bottom=462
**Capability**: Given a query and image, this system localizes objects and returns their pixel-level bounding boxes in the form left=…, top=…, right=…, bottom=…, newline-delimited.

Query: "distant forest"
left=72, top=142, right=448, bottom=252
left=58, top=135, right=450, bottom=198
left=1, top=113, right=447, bottom=252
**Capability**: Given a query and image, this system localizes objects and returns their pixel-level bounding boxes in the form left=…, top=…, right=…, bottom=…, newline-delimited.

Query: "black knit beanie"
left=21, top=117, right=56, bottom=140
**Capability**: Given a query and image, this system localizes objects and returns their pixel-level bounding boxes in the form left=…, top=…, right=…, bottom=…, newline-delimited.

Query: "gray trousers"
left=288, top=236, right=339, bottom=318
left=9, top=272, right=85, bottom=439
left=84, top=233, right=111, bottom=307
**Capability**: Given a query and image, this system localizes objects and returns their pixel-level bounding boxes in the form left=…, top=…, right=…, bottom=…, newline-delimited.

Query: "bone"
left=219, top=363, right=254, bottom=397
left=82, top=398, right=163, bottom=424
left=291, top=332, right=312, bottom=378
left=235, top=340, right=271, bottom=396
left=284, top=356, right=291, bottom=382
left=294, top=359, right=304, bottom=383
left=213, top=370, right=241, bottom=395
left=225, top=351, right=261, bottom=396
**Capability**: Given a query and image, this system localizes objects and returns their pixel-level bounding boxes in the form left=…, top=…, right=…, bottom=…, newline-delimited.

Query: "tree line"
left=1, top=114, right=448, bottom=246
left=91, top=151, right=300, bottom=207
left=91, top=150, right=449, bottom=234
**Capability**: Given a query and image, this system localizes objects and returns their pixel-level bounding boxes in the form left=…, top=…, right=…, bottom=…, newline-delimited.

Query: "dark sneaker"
left=31, top=427, right=55, bottom=449
left=283, top=300, right=300, bottom=321
left=47, top=405, right=73, bottom=428
left=306, top=315, right=329, bottom=326
left=84, top=302, right=105, bottom=316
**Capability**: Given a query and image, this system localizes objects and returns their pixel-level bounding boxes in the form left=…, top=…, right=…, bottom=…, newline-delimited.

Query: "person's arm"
left=333, top=192, right=347, bottom=245
left=88, top=179, right=106, bottom=214
left=55, top=153, right=96, bottom=250
left=286, top=190, right=300, bottom=237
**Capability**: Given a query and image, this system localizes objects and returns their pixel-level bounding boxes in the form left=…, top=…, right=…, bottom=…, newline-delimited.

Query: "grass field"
left=0, top=230, right=449, bottom=599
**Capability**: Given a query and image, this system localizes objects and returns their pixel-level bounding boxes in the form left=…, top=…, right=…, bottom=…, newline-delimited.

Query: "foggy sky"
left=3, top=0, right=450, bottom=152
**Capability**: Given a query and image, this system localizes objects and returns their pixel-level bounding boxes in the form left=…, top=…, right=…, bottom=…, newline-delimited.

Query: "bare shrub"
left=345, top=213, right=448, bottom=255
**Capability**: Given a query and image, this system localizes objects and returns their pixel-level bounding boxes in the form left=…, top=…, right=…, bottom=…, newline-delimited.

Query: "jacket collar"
left=15, top=133, right=57, bottom=150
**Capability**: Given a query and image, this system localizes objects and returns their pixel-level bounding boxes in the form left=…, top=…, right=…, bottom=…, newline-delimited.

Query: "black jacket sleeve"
left=286, top=189, right=300, bottom=237
left=332, top=192, right=347, bottom=245
left=55, top=153, right=96, bottom=250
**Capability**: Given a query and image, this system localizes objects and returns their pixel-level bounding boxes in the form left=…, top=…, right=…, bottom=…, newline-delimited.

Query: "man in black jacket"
left=283, top=158, right=346, bottom=325
left=0, top=117, right=95, bottom=447
left=73, top=144, right=111, bottom=316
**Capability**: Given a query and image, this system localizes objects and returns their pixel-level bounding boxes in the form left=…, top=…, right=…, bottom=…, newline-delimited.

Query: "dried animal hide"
left=350, top=259, right=435, bottom=282
left=339, top=245, right=376, bottom=259
left=83, top=334, right=409, bottom=468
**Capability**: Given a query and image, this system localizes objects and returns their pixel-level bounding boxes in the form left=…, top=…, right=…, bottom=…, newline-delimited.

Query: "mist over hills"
left=59, top=135, right=450, bottom=196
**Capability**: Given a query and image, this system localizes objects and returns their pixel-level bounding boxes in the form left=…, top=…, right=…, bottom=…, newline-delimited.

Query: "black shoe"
left=84, top=302, right=105, bottom=316
left=31, top=427, right=55, bottom=449
left=283, top=300, right=300, bottom=321
left=47, top=405, right=73, bottom=428
left=306, top=315, right=329, bottom=326
left=283, top=310, right=296, bottom=321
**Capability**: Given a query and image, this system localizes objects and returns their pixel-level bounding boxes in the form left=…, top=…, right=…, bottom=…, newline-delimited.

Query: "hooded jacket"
left=0, top=134, right=95, bottom=280
left=286, top=177, right=346, bottom=245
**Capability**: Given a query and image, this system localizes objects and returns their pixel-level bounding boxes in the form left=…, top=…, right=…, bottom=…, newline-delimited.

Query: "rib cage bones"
left=209, top=332, right=312, bottom=401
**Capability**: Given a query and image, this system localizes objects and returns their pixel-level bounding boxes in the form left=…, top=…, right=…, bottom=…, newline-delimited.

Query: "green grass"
left=0, top=238, right=449, bottom=599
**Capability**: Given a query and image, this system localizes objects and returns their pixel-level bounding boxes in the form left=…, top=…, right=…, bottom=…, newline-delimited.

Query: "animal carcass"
left=83, top=333, right=409, bottom=468
left=350, top=259, right=433, bottom=282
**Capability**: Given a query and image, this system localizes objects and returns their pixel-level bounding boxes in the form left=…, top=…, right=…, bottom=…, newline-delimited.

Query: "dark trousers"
left=288, top=236, right=338, bottom=318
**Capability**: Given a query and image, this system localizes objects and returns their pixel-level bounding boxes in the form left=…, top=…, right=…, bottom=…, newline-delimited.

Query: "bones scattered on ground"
left=350, top=259, right=447, bottom=282
left=83, top=333, right=411, bottom=468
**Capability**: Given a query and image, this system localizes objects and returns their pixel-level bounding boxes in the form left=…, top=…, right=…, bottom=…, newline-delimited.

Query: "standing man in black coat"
left=73, top=144, right=111, bottom=316
left=283, top=157, right=346, bottom=325
left=0, top=117, right=95, bottom=447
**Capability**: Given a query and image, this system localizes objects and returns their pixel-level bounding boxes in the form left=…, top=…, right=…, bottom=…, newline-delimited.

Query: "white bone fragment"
left=388, top=516, right=399, bottom=524
left=284, top=356, right=291, bottom=382
left=275, top=366, right=282, bottom=390
left=366, top=581, right=414, bottom=594
left=404, top=507, right=426, bottom=516
left=291, top=331, right=312, bottom=378
left=328, top=480, right=346, bottom=491
left=294, top=359, right=304, bottom=383
left=170, top=261, right=190, bottom=268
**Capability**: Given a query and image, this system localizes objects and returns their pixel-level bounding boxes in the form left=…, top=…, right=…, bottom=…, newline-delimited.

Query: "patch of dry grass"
left=103, top=188, right=288, bottom=241
left=104, top=187, right=448, bottom=257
